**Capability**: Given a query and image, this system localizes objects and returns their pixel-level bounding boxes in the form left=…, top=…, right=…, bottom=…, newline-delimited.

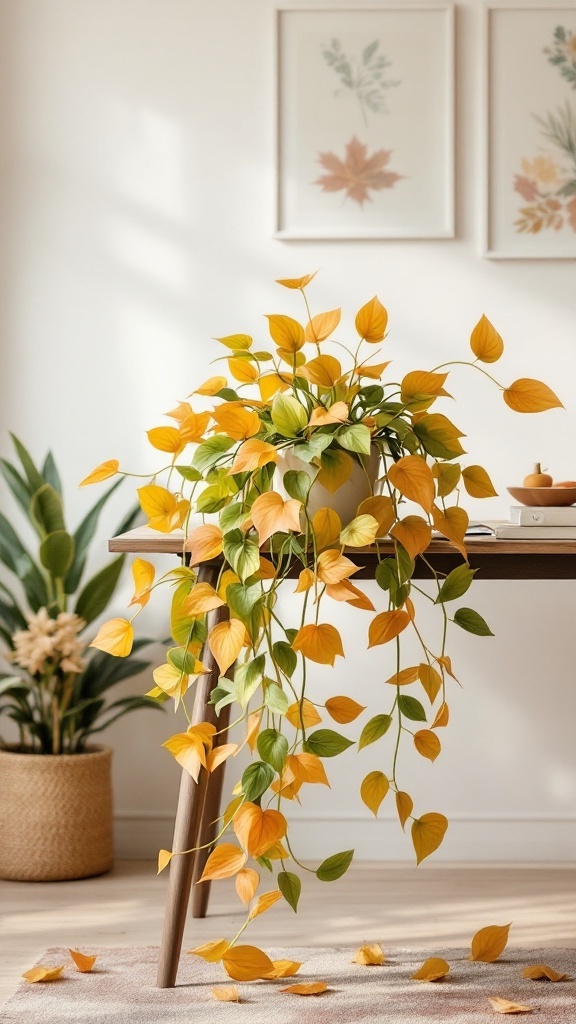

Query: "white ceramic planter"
left=276, top=445, right=381, bottom=526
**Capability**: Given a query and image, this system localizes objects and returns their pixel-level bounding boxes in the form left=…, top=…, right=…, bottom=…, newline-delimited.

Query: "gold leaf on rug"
left=280, top=982, right=328, bottom=995
left=411, top=957, right=450, bottom=981
left=222, top=945, right=275, bottom=981
left=68, top=949, right=97, bottom=973
left=212, top=985, right=240, bottom=1002
left=351, top=944, right=385, bottom=966
left=248, top=890, right=283, bottom=920
left=22, top=966, right=65, bottom=983
left=469, top=923, right=511, bottom=962
left=522, top=964, right=569, bottom=982
left=157, top=849, right=173, bottom=874
left=488, top=996, right=533, bottom=1014
left=265, top=960, right=302, bottom=978
left=188, top=938, right=230, bottom=963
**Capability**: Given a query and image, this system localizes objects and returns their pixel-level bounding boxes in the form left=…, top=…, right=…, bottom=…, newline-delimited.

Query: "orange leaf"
left=222, top=945, right=275, bottom=982
left=357, top=495, right=395, bottom=536
left=412, top=957, right=450, bottom=982
left=265, top=960, right=302, bottom=978
left=276, top=272, right=317, bottom=289
left=487, top=997, right=533, bottom=1014
left=229, top=438, right=278, bottom=473
left=189, top=937, right=230, bottom=963
left=299, top=354, right=343, bottom=388
left=80, top=459, right=119, bottom=486
left=129, top=557, right=155, bottom=608
left=251, top=491, right=302, bottom=546
left=235, top=867, right=260, bottom=905
left=470, top=314, right=504, bottom=363
left=368, top=610, right=410, bottom=648
left=503, top=378, right=562, bottom=413
left=266, top=314, right=305, bottom=352
left=90, top=618, right=134, bottom=658
left=325, top=580, right=375, bottom=610
left=521, top=964, right=568, bottom=982
left=198, top=843, right=247, bottom=882
left=432, top=504, right=468, bottom=558
left=208, top=619, right=246, bottom=673
left=351, top=944, right=385, bottom=966
left=396, top=791, right=413, bottom=830
left=286, top=752, right=330, bottom=786
left=69, top=950, right=97, bottom=973
left=355, top=296, right=388, bottom=342
left=184, top=582, right=225, bottom=616
left=207, top=743, right=238, bottom=772
left=432, top=702, right=449, bottom=728
left=147, top=426, right=184, bottom=454
left=309, top=401, right=348, bottom=427
left=390, top=516, right=432, bottom=559
left=360, top=772, right=389, bottom=816
left=280, top=982, right=328, bottom=996
left=22, top=966, right=65, bottom=983
left=286, top=698, right=322, bottom=729
left=411, top=813, right=449, bottom=864
left=233, top=802, right=287, bottom=858
left=357, top=360, right=390, bottom=379
left=157, top=849, right=173, bottom=874
left=212, top=986, right=240, bottom=1002
left=211, top=404, right=261, bottom=440
left=228, top=357, right=259, bottom=383
left=325, top=696, right=365, bottom=724
left=294, top=568, right=315, bottom=594
left=419, top=664, right=443, bottom=703
left=469, top=923, right=511, bottom=963
left=414, top=730, right=441, bottom=762
left=186, top=524, right=223, bottom=564
left=305, top=308, right=341, bottom=343
left=292, top=623, right=344, bottom=665
left=178, top=409, right=211, bottom=444
left=387, top=455, right=435, bottom=513
left=462, top=464, right=498, bottom=499
left=401, top=370, right=449, bottom=404
left=317, top=548, right=358, bottom=584
left=312, top=507, right=342, bottom=550
left=386, top=666, right=419, bottom=687
left=248, top=889, right=282, bottom=920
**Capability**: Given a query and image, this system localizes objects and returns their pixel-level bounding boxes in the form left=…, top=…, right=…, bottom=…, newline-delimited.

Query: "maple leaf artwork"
left=315, top=136, right=404, bottom=207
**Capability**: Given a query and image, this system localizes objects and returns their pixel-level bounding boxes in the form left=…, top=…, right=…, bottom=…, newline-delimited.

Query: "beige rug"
left=2, top=946, right=575, bottom=1022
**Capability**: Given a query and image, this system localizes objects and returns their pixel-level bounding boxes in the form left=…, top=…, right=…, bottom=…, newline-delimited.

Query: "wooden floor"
left=1, top=861, right=575, bottom=1005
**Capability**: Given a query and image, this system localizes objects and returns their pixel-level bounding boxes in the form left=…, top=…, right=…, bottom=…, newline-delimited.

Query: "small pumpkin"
left=523, top=463, right=552, bottom=487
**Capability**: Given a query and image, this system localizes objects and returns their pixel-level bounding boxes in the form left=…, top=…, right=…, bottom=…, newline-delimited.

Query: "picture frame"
left=484, top=2, right=576, bottom=259
left=275, top=2, right=455, bottom=240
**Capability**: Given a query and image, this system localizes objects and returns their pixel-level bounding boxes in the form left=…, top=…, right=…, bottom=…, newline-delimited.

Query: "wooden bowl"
left=507, top=486, right=576, bottom=507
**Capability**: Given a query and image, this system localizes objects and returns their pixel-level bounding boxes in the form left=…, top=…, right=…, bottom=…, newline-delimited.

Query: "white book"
left=510, top=505, right=576, bottom=526
left=495, top=523, right=576, bottom=539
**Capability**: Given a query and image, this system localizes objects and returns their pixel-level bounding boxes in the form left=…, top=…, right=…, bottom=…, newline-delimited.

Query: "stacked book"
left=489, top=506, right=576, bottom=539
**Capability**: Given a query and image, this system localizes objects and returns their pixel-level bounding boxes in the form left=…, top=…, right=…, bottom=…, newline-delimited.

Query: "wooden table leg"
left=191, top=699, right=232, bottom=918
left=156, top=565, right=227, bottom=989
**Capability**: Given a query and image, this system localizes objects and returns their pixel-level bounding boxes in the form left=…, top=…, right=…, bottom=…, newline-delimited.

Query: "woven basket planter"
left=0, top=745, right=113, bottom=881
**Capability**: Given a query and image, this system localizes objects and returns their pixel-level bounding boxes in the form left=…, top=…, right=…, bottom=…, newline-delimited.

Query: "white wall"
left=1, top=0, right=575, bottom=862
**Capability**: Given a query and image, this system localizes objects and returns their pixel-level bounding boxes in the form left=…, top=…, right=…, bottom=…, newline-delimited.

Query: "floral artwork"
left=321, top=38, right=400, bottom=122
left=315, top=136, right=404, bottom=206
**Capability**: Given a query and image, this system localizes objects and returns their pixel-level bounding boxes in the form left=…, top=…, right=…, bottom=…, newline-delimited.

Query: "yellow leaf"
left=325, top=696, right=365, bottom=724
left=432, top=504, right=468, bottom=558
left=411, top=957, right=450, bottom=982
left=360, top=771, right=389, bottom=816
left=470, top=314, right=504, bottom=363
left=212, top=986, right=240, bottom=1002
left=401, top=370, right=449, bottom=405
left=129, top=557, right=155, bottom=608
left=211, top=404, right=261, bottom=440
left=316, top=450, right=352, bottom=493
left=162, top=725, right=216, bottom=781
left=186, top=523, right=223, bottom=564
left=462, top=464, right=498, bottom=499
left=207, top=743, right=238, bottom=772
left=153, top=662, right=189, bottom=702
left=286, top=698, right=322, bottom=729
left=80, top=459, right=119, bottom=486
left=432, top=702, right=449, bottom=728
left=147, top=426, right=184, bottom=454
left=317, top=548, right=358, bottom=584
left=522, top=964, right=568, bottom=982
left=184, top=582, right=225, bottom=616
left=286, top=752, right=330, bottom=786
left=235, top=867, right=260, bottom=905
left=194, top=375, right=228, bottom=396
left=277, top=348, right=306, bottom=367
left=312, top=507, right=342, bottom=550
left=198, top=843, right=247, bottom=882
left=469, top=923, right=511, bottom=963
left=357, top=360, right=391, bottom=380
left=305, top=308, right=341, bottom=343
left=357, top=496, right=395, bottom=536
left=294, top=567, right=315, bottom=593
left=248, top=889, right=282, bottom=920
left=245, top=711, right=262, bottom=751
left=276, top=272, right=317, bottom=289
left=368, top=610, right=410, bottom=648
left=178, top=409, right=211, bottom=444
left=265, top=960, right=302, bottom=978
left=351, top=944, right=385, bottom=966
left=385, top=666, right=420, bottom=686
left=414, top=730, right=441, bottom=762
left=432, top=462, right=461, bottom=498
left=390, top=516, right=432, bottom=559
left=215, top=333, right=252, bottom=351
left=252, top=491, right=302, bottom=546
left=264, top=841, right=290, bottom=860
left=488, top=997, right=533, bottom=1014
left=387, top=455, right=435, bottom=513
left=280, top=982, right=328, bottom=996
left=292, top=623, right=344, bottom=665
left=309, top=401, right=348, bottom=427
left=355, top=296, right=388, bottom=342
left=222, top=945, right=275, bottom=982
left=259, top=373, right=290, bottom=402
left=412, top=813, right=448, bottom=864
left=266, top=314, right=305, bottom=352
left=22, top=966, right=65, bottom=983
left=419, top=664, right=443, bottom=703
left=233, top=803, right=287, bottom=858
left=209, top=619, right=246, bottom=674
left=229, top=438, right=278, bottom=474
left=90, top=618, right=133, bottom=658
left=325, top=580, right=375, bottom=610
left=299, top=354, right=343, bottom=388
left=228, top=357, right=259, bottom=383
left=396, top=791, right=413, bottom=830
left=137, top=484, right=189, bottom=533
left=157, top=849, right=173, bottom=874
left=68, top=950, right=97, bottom=973
left=437, top=654, right=459, bottom=682
left=189, top=938, right=230, bottom=963
left=223, top=795, right=244, bottom=827
left=340, top=514, right=379, bottom=547
left=503, top=378, right=563, bottom=414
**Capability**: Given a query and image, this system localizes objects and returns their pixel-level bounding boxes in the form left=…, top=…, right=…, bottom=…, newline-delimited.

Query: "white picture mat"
left=276, top=4, right=454, bottom=239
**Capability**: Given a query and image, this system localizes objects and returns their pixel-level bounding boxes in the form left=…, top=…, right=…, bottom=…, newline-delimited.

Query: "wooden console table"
left=109, top=527, right=576, bottom=987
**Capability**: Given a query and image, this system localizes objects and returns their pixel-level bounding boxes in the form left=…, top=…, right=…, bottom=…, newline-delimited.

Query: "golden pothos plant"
left=84, top=272, right=561, bottom=982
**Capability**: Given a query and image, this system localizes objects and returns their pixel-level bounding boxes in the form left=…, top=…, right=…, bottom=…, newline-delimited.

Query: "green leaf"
left=29, top=483, right=65, bottom=537
left=41, top=451, right=62, bottom=494
left=192, top=435, right=235, bottom=475
left=435, top=564, right=477, bottom=604
left=282, top=470, right=311, bottom=503
left=453, top=607, right=494, bottom=636
left=175, top=465, right=203, bottom=482
left=0, top=458, right=33, bottom=518
left=396, top=546, right=415, bottom=585
left=195, top=483, right=230, bottom=514
left=223, top=530, right=260, bottom=582
left=303, top=728, right=354, bottom=758
left=398, top=695, right=427, bottom=722
left=358, top=714, right=392, bottom=750
left=264, top=681, right=289, bottom=715
left=0, top=510, right=49, bottom=611
left=65, top=478, right=124, bottom=594
left=375, top=560, right=395, bottom=592
left=209, top=677, right=237, bottom=715
left=293, top=434, right=333, bottom=463
left=316, top=849, right=354, bottom=882
left=271, top=394, right=308, bottom=437
left=226, top=582, right=262, bottom=619
left=220, top=503, right=249, bottom=533
left=257, top=728, right=288, bottom=772
left=278, top=870, right=301, bottom=912
left=10, top=434, right=44, bottom=492
left=167, top=647, right=196, bottom=675
left=234, top=655, right=265, bottom=708
left=39, top=530, right=74, bottom=578
left=242, top=761, right=274, bottom=801
left=337, top=424, right=371, bottom=456
left=272, top=640, right=297, bottom=678
left=170, top=578, right=195, bottom=646
left=74, top=555, right=124, bottom=626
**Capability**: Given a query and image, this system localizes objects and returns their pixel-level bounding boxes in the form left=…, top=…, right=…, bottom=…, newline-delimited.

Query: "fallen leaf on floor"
left=351, top=944, right=385, bottom=966
left=22, top=966, right=65, bottom=983
left=157, top=849, right=173, bottom=874
left=469, top=923, right=511, bottom=962
left=68, top=950, right=97, bottom=973
left=222, top=945, right=275, bottom=981
left=522, top=964, right=569, bottom=982
left=280, top=982, right=328, bottom=995
left=212, top=986, right=240, bottom=1002
left=265, top=960, right=302, bottom=978
left=188, top=938, right=230, bottom=963
left=411, top=957, right=450, bottom=981
left=488, top=996, right=533, bottom=1014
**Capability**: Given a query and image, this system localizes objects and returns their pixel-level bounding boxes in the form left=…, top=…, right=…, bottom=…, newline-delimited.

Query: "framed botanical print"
left=275, top=3, right=455, bottom=240
left=485, top=2, right=576, bottom=258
